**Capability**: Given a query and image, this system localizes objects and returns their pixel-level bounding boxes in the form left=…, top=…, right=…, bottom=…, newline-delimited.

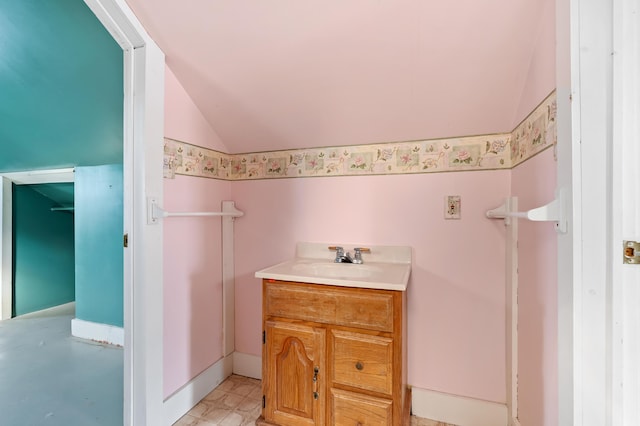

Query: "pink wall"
left=233, top=172, right=510, bottom=403
left=161, top=1, right=558, bottom=406
left=163, top=66, right=232, bottom=397
left=512, top=149, right=558, bottom=426
left=164, top=66, right=226, bottom=149
left=510, top=1, right=557, bottom=424
left=511, top=0, right=556, bottom=128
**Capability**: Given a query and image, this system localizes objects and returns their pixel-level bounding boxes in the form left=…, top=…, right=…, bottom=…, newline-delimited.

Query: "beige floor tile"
left=200, top=406, right=234, bottom=423
left=235, top=396, right=261, bottom=414
left=185, top=401, right=212, bottom=419
left=247, top=385, right=263, bottom=400
left=219, top=412, right=245, bottom=425
left=173, top=414, right=218, bottom=426
left=208, top=391, right=246, bottom=410
left=411, top=414, right=457, bottom=426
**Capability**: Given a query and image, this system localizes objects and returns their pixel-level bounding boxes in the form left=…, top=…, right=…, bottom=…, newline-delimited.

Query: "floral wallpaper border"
left=164, top=92, right=556, bottom=180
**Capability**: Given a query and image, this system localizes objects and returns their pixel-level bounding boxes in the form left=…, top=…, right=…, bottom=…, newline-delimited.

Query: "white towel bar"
left=486, top=188, right=567, bottom=234
left=146, top=198, right=242, bottom=355
left=147, top=198, right=243, bottom=224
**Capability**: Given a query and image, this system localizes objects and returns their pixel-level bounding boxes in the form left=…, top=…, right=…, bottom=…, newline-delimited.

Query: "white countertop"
left=255, top=242, right=412, bottom=291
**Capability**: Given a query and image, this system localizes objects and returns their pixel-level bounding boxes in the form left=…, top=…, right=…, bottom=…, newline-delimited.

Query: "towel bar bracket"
left=486, top=187, right=568, bottom=234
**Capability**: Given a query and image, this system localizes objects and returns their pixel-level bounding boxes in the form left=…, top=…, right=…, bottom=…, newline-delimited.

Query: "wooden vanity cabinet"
left=258, top=279, right=409, bottom=426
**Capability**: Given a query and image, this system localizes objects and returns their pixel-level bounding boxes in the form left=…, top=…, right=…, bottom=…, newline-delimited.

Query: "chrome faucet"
left=352, top=248, right=365, bottom=264
left=332, top=246, right=353, bottom=263
left=329, top=246, right=370, bottom=264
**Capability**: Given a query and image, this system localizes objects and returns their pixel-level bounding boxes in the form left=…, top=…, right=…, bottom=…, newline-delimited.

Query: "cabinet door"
left=264, top=320, right=326, bottom=426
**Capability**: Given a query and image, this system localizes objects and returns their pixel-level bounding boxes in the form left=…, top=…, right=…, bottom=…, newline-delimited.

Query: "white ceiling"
left=125, top=0, right=552, bottom=153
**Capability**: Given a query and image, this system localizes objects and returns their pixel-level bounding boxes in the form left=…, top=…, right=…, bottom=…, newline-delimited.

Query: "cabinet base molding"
left=411, top=387, right=507, bottom=426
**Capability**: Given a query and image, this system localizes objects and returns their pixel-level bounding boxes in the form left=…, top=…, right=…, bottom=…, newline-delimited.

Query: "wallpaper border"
left=164, top=92, right=556, bottom=180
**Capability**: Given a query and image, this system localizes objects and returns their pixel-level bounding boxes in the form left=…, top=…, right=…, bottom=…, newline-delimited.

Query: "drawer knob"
left=355, top=361, right=364, bottom=371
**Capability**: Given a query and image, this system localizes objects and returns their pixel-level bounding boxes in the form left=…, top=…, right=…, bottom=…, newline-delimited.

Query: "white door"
left=557, top=0, right=640, bottom=424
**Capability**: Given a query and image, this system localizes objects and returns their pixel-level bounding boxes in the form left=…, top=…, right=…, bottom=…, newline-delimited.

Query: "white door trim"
left=82, top=1, right=165, bottom=425
left=0, top=177, right=12, bottom=320
left=611, top=0, right=640, bottom=424
left=557, top=0, right=620, bottom=425
left=0, top=168, right=76, bottom=320
left=555, top=1, right=580, bottom=424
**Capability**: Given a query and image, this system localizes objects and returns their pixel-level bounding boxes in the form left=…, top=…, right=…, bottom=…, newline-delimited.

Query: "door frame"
left=82, top=1, right=165, bottom=424
left=556, top=0, right=610, bottom=422
left=0, top=168, right=75, bottom=320
left=557, top=0, right=639, bottom=424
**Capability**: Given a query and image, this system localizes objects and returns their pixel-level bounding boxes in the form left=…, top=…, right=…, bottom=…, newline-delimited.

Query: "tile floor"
left=173, top=375, right=261, bottom=425
left=174, top=374, right=456, bottom=426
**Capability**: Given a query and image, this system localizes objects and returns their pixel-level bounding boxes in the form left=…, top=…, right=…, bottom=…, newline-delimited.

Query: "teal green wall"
left=75, top=165, right=123, bottom=327
left=1, top=0, right=125, bottom=326
left=12, top=185, right=75, bottom=316
left=0, top=0, right=123, bottom=173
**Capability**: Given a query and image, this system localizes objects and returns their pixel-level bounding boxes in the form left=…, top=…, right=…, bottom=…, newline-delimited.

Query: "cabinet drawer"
left=331, top=329, right=393, bottom=395
left=330, top=388, right=392, bottom=426
left=264, top=280, right=395, bottom=332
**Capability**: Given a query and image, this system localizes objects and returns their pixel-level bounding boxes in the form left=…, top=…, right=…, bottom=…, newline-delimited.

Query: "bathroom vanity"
left=255, top=243, right=411, bottom=426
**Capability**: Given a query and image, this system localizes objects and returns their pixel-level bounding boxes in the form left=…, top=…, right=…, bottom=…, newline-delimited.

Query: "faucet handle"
left=352, top=247, right=370, bottom=264
left=353, top=247, right=370, bottom=253
left=329, top=246, right=344, bottom=261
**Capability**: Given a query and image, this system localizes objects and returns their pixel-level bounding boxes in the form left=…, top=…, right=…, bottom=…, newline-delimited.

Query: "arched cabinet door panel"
left=264, top=320, right=326, bottom=426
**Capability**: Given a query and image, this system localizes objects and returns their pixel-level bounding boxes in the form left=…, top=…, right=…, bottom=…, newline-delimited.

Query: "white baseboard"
left=71, top=318, right=124, bottom=346
left=510, top=418, right=522, bottom=426
left=163, top=354, right=234, bottom=426
left=412, top=387, right=507, bottom=426
left=233, top=351, right=262, bottom=379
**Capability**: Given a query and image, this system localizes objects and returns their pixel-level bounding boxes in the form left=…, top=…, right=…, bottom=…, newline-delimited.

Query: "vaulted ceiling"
left=0, top=0, right=552, bottom=174
left=126, top=0, right=553, bottom=153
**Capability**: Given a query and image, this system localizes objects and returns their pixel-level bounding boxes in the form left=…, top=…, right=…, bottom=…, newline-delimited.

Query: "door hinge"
left=123, top=233, right=129, bottom=248
left=262, top=395, right=266, bottom=408
left=263, top=330, right=266, bottom=344
left=623, top=240, right=640, bottom=264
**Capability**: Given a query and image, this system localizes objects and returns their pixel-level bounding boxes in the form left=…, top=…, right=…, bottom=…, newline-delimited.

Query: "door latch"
left=623, top=241, right=640, bottom=264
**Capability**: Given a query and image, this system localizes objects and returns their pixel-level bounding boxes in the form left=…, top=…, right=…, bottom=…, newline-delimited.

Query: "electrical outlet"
left=445, top=195, right=461, bottom=219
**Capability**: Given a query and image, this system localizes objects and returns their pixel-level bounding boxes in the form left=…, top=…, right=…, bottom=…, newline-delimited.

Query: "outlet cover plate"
left=445, top=196, right=461, bottom=219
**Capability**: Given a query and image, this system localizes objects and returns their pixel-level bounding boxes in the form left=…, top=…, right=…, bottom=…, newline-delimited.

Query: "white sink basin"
left=255, top=243, right=412, bottom=291
left=291, top=262, right=382, bottom=279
